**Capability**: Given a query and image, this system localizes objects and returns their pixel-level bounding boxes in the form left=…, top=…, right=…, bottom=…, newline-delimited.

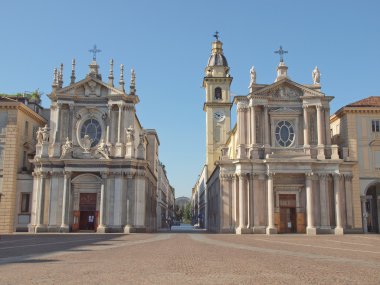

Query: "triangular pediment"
left=55, top=76, right=125, bottom=99
left=271, top=107, right=298, bottom=113
left=254, top=78, right=324, bottom=98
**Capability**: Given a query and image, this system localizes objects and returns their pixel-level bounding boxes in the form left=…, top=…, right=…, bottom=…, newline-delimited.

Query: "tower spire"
left=119, top=64, right=125, bottom=92
left=108, top=59, right=114, bottom=87
left=58, top=63, right=63, bottom=88
left=70, top=59, right=76, bottom=85
left=130, top=68, right=136, bottom=95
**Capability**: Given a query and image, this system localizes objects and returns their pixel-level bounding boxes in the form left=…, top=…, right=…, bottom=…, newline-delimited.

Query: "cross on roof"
left=274, top=46, right=288, bottom=62
left=89, top=44, right=102, bottom=61
left=213, top=31, right=220, bottom=41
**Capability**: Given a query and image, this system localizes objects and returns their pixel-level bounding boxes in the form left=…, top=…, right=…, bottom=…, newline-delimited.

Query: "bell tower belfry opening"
left=203, top=32, right=233, bottom=175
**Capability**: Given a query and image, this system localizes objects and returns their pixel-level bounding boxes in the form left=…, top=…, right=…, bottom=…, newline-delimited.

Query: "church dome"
left=207, top=40, right=229, bottom=67
left=207, top=53, right=228, bottom=67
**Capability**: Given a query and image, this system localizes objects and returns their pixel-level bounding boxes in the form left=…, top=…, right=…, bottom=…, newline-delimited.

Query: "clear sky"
left=1, top=0, right=379, bottom=198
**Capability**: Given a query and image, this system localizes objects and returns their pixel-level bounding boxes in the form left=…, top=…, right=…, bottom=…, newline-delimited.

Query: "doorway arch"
left=71, top=174, right=102, bottom=231
left=362, top=182, right=380, bottom=233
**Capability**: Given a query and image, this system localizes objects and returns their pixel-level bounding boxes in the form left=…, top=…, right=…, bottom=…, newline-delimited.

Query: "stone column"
left=316, top=105, right=325, bottom=160
left=266, top=173, right=277, bottom=234
left=35, top=173, right=46, bottom=232
left=361, top=197, right=368, bottom=233
left=55, top=103, right=61, bottom=143
left=239, top=174, right=245, bottom=228
left=251, top=106, right=256, bottom=145
left=60, top=171, right=71, bottom=232
left=233, top=175, right=239, bottom=228
left=334, top=174, right=344, bottom=235
left=117, top=103, right=122, bottom=143
left=303, top=106, right=309, bottom=146
left=264, top=106, right=270, bottom=147
left=306, top=173, right=316, bottom=235
left=237, top=104, right=247, bottom=159
left=106, top=105, right=112, bottom=144
left=98, top=172, right=107, bottom=232
left=319, top=174, right=330, bottom=229
left=68, top=104, right=74, bottom=140
left=344, top=174, right=353, bottom=228
left=324, top=108, right=332, bottom=146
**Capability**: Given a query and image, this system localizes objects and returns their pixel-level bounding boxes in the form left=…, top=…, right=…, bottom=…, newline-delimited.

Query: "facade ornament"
left=95, top=139, right=110, bottom=159
left=36, top=127, right=43, bottom=144
left=81, top=135, right=92, bottom=153
left=249, top=66, right=256, bottom=88
left=41, top=125, right=50, bottom=142
left=312, top=66, right=321, bottom=84
left=130, top=68, right=136, bottom=95
left=126, top=126, right=135, bottom=143
left=52, top=68, right=58, bottom=88
left=61, top=137, right=73, bottom=158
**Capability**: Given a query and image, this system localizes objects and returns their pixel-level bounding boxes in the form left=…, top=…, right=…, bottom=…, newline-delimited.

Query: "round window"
left=80, top=118, right=102, bottom=147
left=275, top=120, right=295, bottom=147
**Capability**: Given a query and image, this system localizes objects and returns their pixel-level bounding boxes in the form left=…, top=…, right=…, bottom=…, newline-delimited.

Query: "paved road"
left=0, top=229, right=380, bottom=284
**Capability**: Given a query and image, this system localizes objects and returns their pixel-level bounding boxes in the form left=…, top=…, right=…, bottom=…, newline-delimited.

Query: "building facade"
left=192, top=165, right=207, bottom=227
left=29, top=58, right=160, bottom=233
left=156, top=161, right=175, bottom=228
left=0, top=92, right=47, bottom=233
left=331, top=96, right=380, bottom=233
left=200, top=37, right=360, bottom=235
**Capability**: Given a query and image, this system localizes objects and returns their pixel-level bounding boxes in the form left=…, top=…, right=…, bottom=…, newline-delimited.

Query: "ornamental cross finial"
left=89, top=44, right=101, bottom=61
left=274, top=46, right=288, bottom=62
left=213, top=31, right=219, bottom=41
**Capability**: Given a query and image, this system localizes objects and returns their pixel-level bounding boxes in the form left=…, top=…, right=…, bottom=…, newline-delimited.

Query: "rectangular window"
left=20, top=193, right=30, bottom=213
left=24, top=121, right=29, bottom=138
left=372, top=120, right=380, bottom=132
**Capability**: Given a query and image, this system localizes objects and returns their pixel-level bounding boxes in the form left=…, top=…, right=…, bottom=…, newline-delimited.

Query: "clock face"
left=214, top=111, right=225, bottom=122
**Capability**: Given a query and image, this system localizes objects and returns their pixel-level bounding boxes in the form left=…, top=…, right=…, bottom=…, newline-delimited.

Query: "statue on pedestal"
left=96, top=139, right=110, bottom=159
left=61, top=137, right=73, bottom=158
left=312, top=66, right=321, bottom=84
left=249, top=66, right=256, bottom=88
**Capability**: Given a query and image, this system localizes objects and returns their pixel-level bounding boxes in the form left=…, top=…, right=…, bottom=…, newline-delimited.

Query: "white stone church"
left=195, top=36, right=360, bottom=235
left=29, top=55, right=160, bottom=233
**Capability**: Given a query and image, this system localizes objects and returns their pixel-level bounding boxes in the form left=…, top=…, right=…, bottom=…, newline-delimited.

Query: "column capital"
left=344, top=173, right=353, bottom=181
left=305, top=172, right=314, bottom=178
left=68, top=103, right=74, bottom=111
left=124, top=169, right=136, bottom=179
left=318, top=173, right=329, bottom=180
left=333, top=173, right=344, bottom=180
left=316, top=104, right=323, bottom=110
left=100, top=171, right=109, bottom=179
left=266, top=172, right=275, bottom=178
left=63, top=171, right=72, bottom=178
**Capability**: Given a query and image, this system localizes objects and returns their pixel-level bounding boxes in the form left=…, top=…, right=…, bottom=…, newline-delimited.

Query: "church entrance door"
left=279, top=194, right=297, bottom=233
left=79, top=193, right=97, bottom=231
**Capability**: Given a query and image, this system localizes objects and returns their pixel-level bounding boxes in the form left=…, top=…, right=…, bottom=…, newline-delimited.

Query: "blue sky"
left=1, top=0, right=379, bottom=198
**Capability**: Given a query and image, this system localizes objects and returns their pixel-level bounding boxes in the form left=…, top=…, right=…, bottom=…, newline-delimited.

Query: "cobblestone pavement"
left=0, top=232, right=379, bottom=285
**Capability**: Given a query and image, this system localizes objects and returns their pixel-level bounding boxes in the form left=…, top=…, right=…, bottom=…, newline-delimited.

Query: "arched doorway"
left=71, top=174, right=101, bottom=232
left=362, top=183, right=380, bottom=233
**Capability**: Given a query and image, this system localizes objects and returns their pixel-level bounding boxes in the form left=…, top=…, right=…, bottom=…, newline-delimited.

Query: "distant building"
left=156, top=161, right=175, bottom=228
left=0, top=92, right=47, bottom=233
left=331, top=96, right=380, bottom=233
left=192, top=166, right=207, bottom=227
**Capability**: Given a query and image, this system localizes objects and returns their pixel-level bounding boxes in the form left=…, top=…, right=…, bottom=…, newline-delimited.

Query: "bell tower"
left=203, top=33, right=233, bottom=175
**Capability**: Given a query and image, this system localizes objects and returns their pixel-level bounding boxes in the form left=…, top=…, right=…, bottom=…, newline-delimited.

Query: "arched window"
left=214, top=87, right=222, bottom=100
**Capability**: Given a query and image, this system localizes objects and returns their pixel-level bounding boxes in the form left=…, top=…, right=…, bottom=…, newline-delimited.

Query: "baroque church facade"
left=196, top=37, right=361, bottom=235
left=29, top=56, right=160, bottom=233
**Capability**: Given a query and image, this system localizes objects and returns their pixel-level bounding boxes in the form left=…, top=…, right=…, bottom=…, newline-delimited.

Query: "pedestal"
left=35, top=225, right=47, bottom=233
left=266, top=227, right=277, bottom=235
left=306, top=227, right=317, bottom=235
left=317, top=145, right=325, bottom=160
left=252, top=226, right=266, bottom=234
left=114, top=142, right=125, bottom=157
left=59, top=225, right=70, bottom=233
left=334, top=227, right=344, bottom=235
left=236, top=227, right=252, bottom=234
left=51, top=143, right=61, bottom=158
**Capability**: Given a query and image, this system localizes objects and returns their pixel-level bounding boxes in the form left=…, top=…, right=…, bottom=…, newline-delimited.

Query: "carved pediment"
left=254, top=78, right=324, bottom=98
left=271, top=107, right=298, bottom=113
left=56, top=77, right=124, bottom=99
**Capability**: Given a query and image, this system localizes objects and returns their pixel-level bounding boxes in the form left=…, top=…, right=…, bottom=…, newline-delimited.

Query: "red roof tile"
left=346, top=96, right=380, bottom=107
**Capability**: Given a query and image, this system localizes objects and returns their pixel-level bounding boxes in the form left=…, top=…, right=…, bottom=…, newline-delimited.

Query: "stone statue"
left=41, top=124, right=50, bottom=142
left=249, top=66, right=256, bottom=88
left=312, top=66, right=320, bottom=84
left=126, top=126, right=135, bottom=143
left=61, top=137, right=73, bottom=158
left=96, top=139, right=109, bottom=159
left=81, top=135, right=92, bottom=153
left=36, top=127, right=43, bottom=144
